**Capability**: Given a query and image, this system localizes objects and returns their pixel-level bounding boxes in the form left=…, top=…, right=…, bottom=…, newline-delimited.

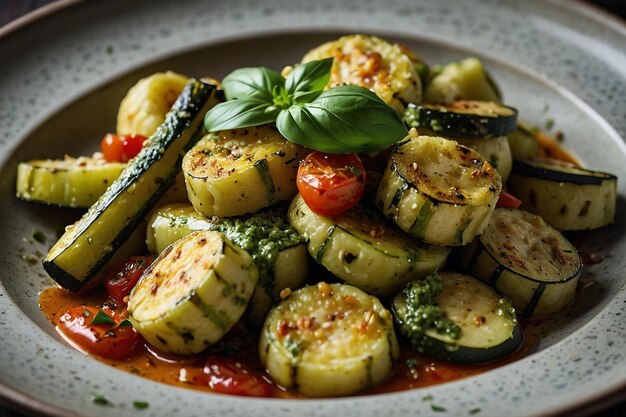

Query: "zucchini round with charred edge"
left=259, top=282, right=399, bottom=397
left=146, top=204, right=308, bottom=324
left=288, top=194, right=450, bottom=297
left=403, top=101, right=518, bottom=139
left=376, top=132, right=502, bottom=246
left=183, top=125, right=305, bottom=218
left=508, top=157, right=617, bottom=231
left=43, top=80, right=222, bottom=291
left=459, top=208, right=582, bottom=318
left=16, top=157, right=125, bottom=208
left=393, top=272, right=523, bottom=363
left=128, top=230, right=258, bottom=354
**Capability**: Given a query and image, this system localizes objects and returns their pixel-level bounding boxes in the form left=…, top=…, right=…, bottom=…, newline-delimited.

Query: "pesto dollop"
left=392, top=273, right=461, bottom=352
left=213, top=212, right=303, bottom=288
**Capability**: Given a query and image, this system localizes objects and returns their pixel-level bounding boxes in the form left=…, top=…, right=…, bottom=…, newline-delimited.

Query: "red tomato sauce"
left=39, top=287, right=539, bottom=398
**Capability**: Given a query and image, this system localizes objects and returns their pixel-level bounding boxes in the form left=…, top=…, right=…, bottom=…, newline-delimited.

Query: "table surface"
left=0, top=1, right=624, bottom=417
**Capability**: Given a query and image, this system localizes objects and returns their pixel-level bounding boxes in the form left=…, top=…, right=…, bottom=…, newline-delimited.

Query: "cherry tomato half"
left=199, top=356, right=273, bottom=397
left=496, top=189, right=522, bottom=209
left=58, top=306, right=140, bottom=360
left=105, top=256, right=152, bottom=305
left=296, top=151, right=366, bottom=217
left=101, top=133, right=147, bottom=163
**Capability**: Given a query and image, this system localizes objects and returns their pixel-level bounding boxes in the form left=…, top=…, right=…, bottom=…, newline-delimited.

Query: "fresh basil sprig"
left=204, top=58, right=408, bottom=153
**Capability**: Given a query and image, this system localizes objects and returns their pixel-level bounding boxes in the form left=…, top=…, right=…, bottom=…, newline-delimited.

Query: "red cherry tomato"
left=296, top=151, right=366, bottom=217
left=58, top=306, right=140, bottom=360
left=101, top=133, right=147, bottom=162
left=105, top=256, right=152, bottom=305
left=496, top=189, right=522, bottom=209
left=199, top=356, right=273, bottom=397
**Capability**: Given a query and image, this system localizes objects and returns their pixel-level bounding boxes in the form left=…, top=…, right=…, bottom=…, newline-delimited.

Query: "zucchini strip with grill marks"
left=393, top=272, right=523, bottom=363
left=459, top=208, right=582, bottom=318
left=16, top=156, right=125, bottom=208
left=182, top=125, right=305, bottom=218
left=44, top=79, right=221, bottom=291
left=146, top=203, right=307, bottom=323
left=508, top=157, right=617, bottom=231
left=128, top=230, right=258, bottom=354
left=376, top=131, right=502, bottom=246
left=259, top=282, right=399, bottom=397
left=288, top=194, right=449, bottom=297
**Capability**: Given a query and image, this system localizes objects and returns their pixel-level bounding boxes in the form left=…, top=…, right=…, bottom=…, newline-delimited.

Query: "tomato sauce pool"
left=39, top=287, right=538, bottom=398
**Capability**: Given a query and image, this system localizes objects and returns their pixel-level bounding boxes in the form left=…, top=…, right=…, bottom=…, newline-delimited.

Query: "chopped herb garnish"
left=91, top=310, right=115, bottom=325
left=133, top=401, right=149, bottom=409
left=406, top=358, right=418, bottom=368
left=431, top=404, right=447, bottom=412
left=469, top=408, right=482, bottom=414
left=422, top=394, right=434, bottom=401
left=91, top=392, right=110, bottom=405
left=32, top=229, right=46, bottom=244
left=346, top=165, right=363, bottom=180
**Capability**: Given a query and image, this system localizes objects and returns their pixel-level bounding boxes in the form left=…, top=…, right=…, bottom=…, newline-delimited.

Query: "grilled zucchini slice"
left=182, top=125, right=305, bottom=218
left=288, top=194, right=449, bottom=297
left=393, top=272, right=523, bottom=363
left=423, top=57, right=501, bottom=103
left=403, top=101, right=517, bottom=139
left=146, top=204, right=308, bottom=323
left=301, top=34, right=422, bottom=112
left=508, top=157, right=617, bottom=231
left=16, top=156, right=125, bottom=208
left=376, top=131, right=502, bottom=246
left=259, top=282, right=399, bottom=397
left=44, top=80, right=221, bottom=290
left=459, top=208, right=582, bottom=318
left=117, top=71, right=190, bottom=137
left=128, top=230, right=258, bottom=354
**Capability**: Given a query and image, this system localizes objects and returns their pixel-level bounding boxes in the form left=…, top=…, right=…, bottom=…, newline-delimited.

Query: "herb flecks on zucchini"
left=509, top=157, right=617, bottom=231
left=393, top=272, right=523, bottom=363
left=44, top=80, right=221, bottom=291
left=259, top=282, right=399, bottom=397
left=460, top=208, right=582, bottom=318
left=128, top=230, right=258, bottom=354
left=183, top=125, right=304, bottom=218
left=376, top=131, right=502, bottom=246
left=403, top=101, right=518, bottom=139
left=288, top=194, right=450, bottom=297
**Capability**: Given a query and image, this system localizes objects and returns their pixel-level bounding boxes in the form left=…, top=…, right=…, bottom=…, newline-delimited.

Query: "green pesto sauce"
left=392, top=274, right=461, bottom=351
left=211, top=211, right=302, bottom=289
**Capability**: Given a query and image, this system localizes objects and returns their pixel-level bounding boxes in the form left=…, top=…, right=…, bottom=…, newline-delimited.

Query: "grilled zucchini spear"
left=44, top=80, right=221, bottom=290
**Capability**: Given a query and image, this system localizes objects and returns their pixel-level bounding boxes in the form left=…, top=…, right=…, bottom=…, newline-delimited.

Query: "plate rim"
left=0, top=1, right=625, bottom=417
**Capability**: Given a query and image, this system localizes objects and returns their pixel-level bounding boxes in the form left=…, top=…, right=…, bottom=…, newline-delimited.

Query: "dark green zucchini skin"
left=403, top=101, right=518, bottom=138
left=512, top=159, right=617, bottom=185
left=44, top=80, right=222, bottom=291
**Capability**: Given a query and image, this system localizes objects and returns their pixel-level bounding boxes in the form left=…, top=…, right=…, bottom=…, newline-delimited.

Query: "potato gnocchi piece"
left=117, top=71, right=190, bottom=137
left=302, top=34, right=422, bottom=112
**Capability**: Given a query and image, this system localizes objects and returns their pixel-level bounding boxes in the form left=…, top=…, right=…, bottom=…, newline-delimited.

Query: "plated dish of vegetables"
left=17, top=33, right=618, bottom=399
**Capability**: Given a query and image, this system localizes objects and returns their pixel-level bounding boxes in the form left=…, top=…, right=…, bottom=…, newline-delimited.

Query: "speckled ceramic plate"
left=0, top=0, right=624, bottom=416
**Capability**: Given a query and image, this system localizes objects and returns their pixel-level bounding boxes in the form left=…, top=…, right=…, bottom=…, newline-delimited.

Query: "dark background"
left=0, top=1, right=624, bottom=417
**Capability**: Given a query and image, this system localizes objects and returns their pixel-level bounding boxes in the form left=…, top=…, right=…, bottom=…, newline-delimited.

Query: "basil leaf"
left=91, top=310, right=115, bottom=325
left=276, top=86, right=407, bottom=153
left=222, top=67, right=284, bottom=102
left=285, top=58, right=333, bottom=103
left=204, top=100, right=281, bottom=131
